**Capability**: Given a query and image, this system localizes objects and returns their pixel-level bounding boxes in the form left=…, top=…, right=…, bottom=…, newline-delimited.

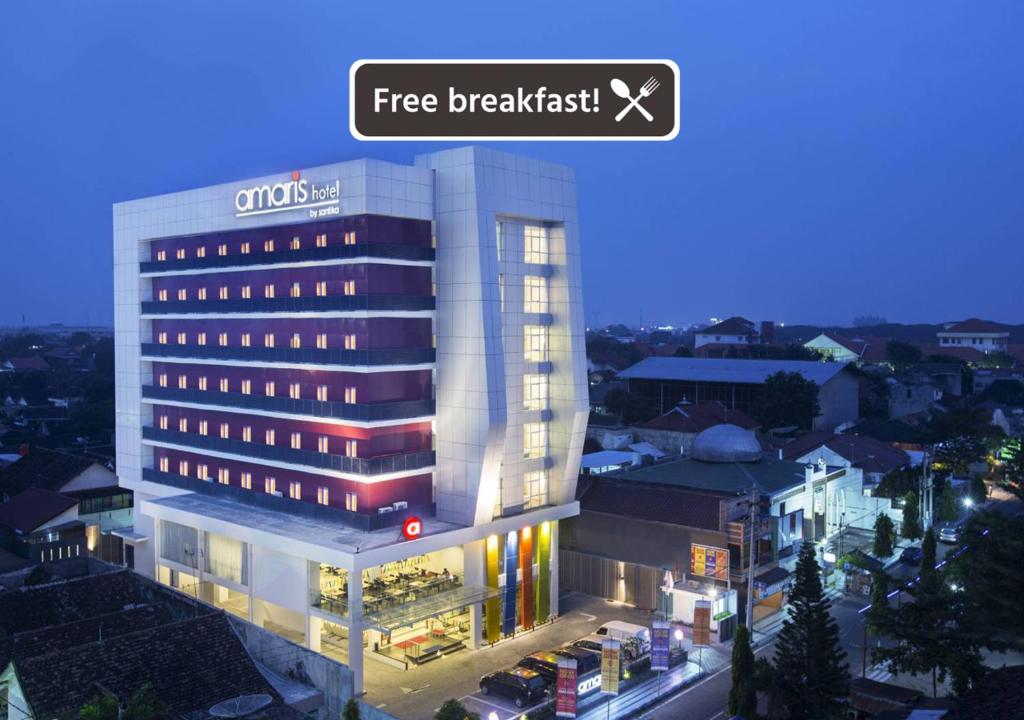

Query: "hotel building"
left=113, top=147, right=587, bottom=694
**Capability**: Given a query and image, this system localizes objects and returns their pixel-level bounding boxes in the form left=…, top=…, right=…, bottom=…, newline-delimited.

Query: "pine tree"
left=728, top=624, right=757, bottom=718
left=938, top=484, right=958, bottom=523
left=770, top=541, right=850, bottom=719
left=969, top=475, right=987, bottom=505
left=920, top=528, right=937, bottom=589
left=872, top=514, right=895, bottom=557
left=868, top=571, right=889, bottom=635
left=901, top=491, right=922, bottom=540
left=343, top=698, right=362, bottom=720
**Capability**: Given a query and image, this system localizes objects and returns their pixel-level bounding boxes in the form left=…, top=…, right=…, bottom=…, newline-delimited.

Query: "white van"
left=595, top=621, right=651, bottom=656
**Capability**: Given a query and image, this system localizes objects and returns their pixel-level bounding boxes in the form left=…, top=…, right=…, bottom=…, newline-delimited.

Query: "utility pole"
left=745, top=480, right=758, bottom=628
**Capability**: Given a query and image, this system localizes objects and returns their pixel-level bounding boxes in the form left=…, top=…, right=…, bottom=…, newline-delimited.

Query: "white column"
left=307, top=614, right=322, bottom=653
left=463, top=540, right=484, bottom=649
left=347, top=569, right=364, bottom=696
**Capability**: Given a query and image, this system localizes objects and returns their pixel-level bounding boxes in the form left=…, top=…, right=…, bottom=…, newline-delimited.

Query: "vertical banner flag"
left=502, top=530, right=519, bottom=636
left=693, top=599, right=712, bottom=647
left=520, top=526, right=535, bottom=630
left=600, top=638, right=621, bottom=695
left=485, top=535, right=500, bottom=643
left=556, top=657, right=578, bottom=718
left=651, top=620, right=670, bottom=671
left=536, top=521, right=551, bottom=623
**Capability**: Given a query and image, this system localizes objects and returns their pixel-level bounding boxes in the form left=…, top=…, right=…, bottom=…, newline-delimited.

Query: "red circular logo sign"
left=402, top=516, right=422, bottom=540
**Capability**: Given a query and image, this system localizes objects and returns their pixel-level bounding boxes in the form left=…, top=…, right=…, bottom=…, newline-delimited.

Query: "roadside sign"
left=693, top=600, right=711, bottom=647
left=651, top=620, right=670, bottom=671
left=556, top=657, right=578, bottom=718
left=600, top=638, right=621, bottom=695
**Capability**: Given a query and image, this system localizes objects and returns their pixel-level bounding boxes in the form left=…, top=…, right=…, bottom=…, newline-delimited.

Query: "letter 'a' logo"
left=402, top=516, right=422, bottom=540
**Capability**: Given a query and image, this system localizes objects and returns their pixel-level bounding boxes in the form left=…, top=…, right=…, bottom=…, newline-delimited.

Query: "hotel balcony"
left=140, top=242, right=435, bottom=274
left=141, top=385, right=435, bottom=422
left=139, top=343, right=435, bottom=367
left=141, top=426, right=435, bottom=476
left=140, top=294, right=435, bottom=316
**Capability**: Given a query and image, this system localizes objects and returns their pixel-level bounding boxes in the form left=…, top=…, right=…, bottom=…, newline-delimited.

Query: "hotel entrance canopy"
left=363, top=584, right=498, bottom=632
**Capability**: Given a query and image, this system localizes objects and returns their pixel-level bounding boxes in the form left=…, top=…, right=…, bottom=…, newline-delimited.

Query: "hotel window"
left=177, top=288, right=187, bottom=301
left=290, top=236, right=301, bottom=250
left=344, top=386, right=357, bottom=404
left=197, top=332, right=207, bottom=346
left=289, top=382, right=301, bottom=399
left=156, top=250, right=167, bottom=262
left=291, top=432, right=302, bottom=450
left=344, top=333, right=357, bottom=350
left=264, top=239, right=274, bottom=252
left=219, top=377, right=229, bottom=393
left=241, top=379, right=251, bottom=395
left=290, top=333, right=301, bottom=349
left=265, top=428, right=275, bottom=446
left=318, top=436, right=329, bottom=454
left=218, top=467, right=230, bottom=485
left=241, top=242, right=250, bottom=254
left=315, top=233, right=327, bottom=248
left=196, top=246, right=206, bottom=258
left=158, top=415, right=168, bottom=430
left=289, top=481, right=302, bottom=499
left=241, top=472, right=252, bottom=490
left=264, top=333, right=275, bottom=348
left=177, top=374, right=187, bottom=389
left=176, top=248, right=186, bottom=260
left=159, top=456, right=169, bottom=472
left=524, top=225, right=548, bottom=264
left=343, top=280, right=356, bottom=296
left=316, top=385, right=328, bottom=402
left=316, top=333, right=328, bottom=349
left=220, top=422, right=229, bottom=439
left=219, top=332, right=228, bottom=346
left=317, top=486, right=329, bottom=505
left=242, top=425, right=252, bottom=442
left=219, top=286, right=229, bottom=300
left=178, top=417, right=188, bottom=432
left=345, top=492, right=358, bottom=511
left=242, top=285, right=252, bottom=299
left=198, top=376, right=207, bottom=391
left=242, top=333, right=251, bottom=347
left=218, top=243, right=228, bottom=256
left=265, top=381, right=275, bottom=397
left=524, top=470, right=548, bottom=509
left=524, top=374, right=549, bottom=410
left=197, top=464, right=208, bottom=481
left=158, top=289, right=168, bottom=302
left=198, top=287, right=207, bottom=300
left=315, top=281, right=327, bottom=297
left=158, top=373, right=168, bottom=387
left=177, top=332, right=187, bottom=345
left=290, top=282, right=301, bottom=298
left=523, top=422, right=547, bottom=459
left=344, top=231, right=357, bottom=245
left=199, top=420, right=208, bottom=436
left=265, top=476, right=276, bottom=494
left=524, top=276, right=548, bottom=313
left=179, top=460, right=189, bottom=476
left=345, top=439, right=357, bottom=458
left=158, top=331, right=168, bottom=344
left=264, top=284, right=275, bottom=299
left=524, top=325, right=548, bottom=362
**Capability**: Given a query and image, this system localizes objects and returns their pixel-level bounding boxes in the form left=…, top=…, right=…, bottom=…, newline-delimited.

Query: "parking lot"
left=362, top=593, right=654, bottom=720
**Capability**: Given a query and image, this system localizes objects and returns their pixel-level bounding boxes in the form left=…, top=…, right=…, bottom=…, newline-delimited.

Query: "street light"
left=488, top=712, right=499, bottom=720
left=963, top=497, right=974, bottom=509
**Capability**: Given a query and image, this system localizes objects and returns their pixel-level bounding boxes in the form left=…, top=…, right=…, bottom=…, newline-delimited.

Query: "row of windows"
left=523, top=421, right=548, bottom=459
left=156, top=415, right=359, bottom=454
left=154, top=231, right=356, bottom=262
left=524, top=325, right=548, bottom=362
left=156, top=457, right=358, bottom=509
left=524, top=374, right=549, bottom=411
left=156, top=330, right=355, bottom=350
left=496, top=222, right=550, bottom=265
left=157, top=373, right=353, bottom=402
left=156, top=279, right=354, bottom=302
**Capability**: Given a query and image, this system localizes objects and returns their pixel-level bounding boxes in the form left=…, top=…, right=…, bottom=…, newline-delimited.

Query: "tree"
left=919, top=528, right=937, bottom=588
left=969, top=475, right=987, bottom=505
left=602, top=387, right=658, bottom=424
left=886, top=341, right=922, bottom=368
left=343, top=697, right=362, bottom=720
left=868, top=571, right=890, bottom=635
left=123, top=684, right=165, bottom=720
left=80, top=693, right=119, bottom=720
left=933, top=436, right=986, bottom=477
left=750, top=371, right=821, bottom=431
left=673, top=345, right=693, bottom=357
left=767, top=541, right=850, bottom=719
left=938, top=484, right=959, bottom=523
left=876, top=466, right=921, bottom=500
left=1004, top=438, right=1024, bottom=501
left=434, top=699, right=480, bottom=720
left=872, top=514, right=895, bottom=557
left=901, top=491, right=922, bottom=540
left=727, top=624, right=757, bottom=718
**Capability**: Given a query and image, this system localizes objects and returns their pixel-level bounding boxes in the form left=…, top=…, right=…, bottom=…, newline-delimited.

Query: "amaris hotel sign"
left=234, top=171, right=341, bottom=219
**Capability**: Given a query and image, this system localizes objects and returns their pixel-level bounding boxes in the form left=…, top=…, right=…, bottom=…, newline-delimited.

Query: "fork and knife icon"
left=610, top=76, right=660, bottom=122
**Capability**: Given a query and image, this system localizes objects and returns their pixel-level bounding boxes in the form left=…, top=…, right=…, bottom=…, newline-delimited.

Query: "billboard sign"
left=556, top=657, right=578, bottom=718
left=690, top=543, right=730, bottom=581
left=693, top=600, right=711, bottom=647
left=651, top=620, right=670, bottom=671
left=600, top=638, right=621, bottom=695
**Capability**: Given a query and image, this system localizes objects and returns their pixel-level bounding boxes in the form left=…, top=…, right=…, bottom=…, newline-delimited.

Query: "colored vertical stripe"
left=485, top=535, right=501, bottom=643
left=519, top=526, right=535, bottom=630
left=502, top=530, right=518, bottom=635
left=536, top=521, right=551, bottom=624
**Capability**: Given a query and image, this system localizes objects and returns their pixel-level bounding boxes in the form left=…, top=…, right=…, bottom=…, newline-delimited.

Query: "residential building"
left=781, top=431, right=911, bottom=485
left=113, top=147, right=587, bottom=693
left=618, top=357, right=859, bottom=431
left=936, top=318, right=1010, bottom=354
left=632, top=400, right=759, bottom=455
left=694, top=317, right=771, bottom=357
left=802, top=333, right=888, bottom=365
left=0, top=488, right=86, bottom=565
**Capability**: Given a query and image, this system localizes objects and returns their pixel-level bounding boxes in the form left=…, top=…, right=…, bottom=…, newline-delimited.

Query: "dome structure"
left=691, top=423, right=762, bottom=463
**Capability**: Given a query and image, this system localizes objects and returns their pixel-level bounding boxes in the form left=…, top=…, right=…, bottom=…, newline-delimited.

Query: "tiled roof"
left=16, top=612, right=283, bottom=717
left=619, top=357, right=850, bottom=386
left=581, top=479, right=723, bottom=530
left=0, top=487, right=79, bottom=533
left=3, top=357, right=50, bottom=372
left=640, top=402, right=759, bottom=433
left=603, top=455, right=807, bottom=496
left=940, top=318, right=1008, bottom=334
left=0, top=447, right=97, bottom=497
left=782, top=432, right=910, bottom=475
left=697, top=317, right=755, bottom=336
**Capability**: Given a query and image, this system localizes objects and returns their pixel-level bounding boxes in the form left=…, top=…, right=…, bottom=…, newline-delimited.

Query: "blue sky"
left=1, top=0, right=1022, bottom=328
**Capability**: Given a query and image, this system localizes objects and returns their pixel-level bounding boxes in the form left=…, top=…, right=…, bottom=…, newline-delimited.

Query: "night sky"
left=1, top=1, right=1022, bottom=328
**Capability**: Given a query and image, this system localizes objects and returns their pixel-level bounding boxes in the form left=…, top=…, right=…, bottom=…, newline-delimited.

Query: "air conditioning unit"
left=378, top=506, right=394, bottom=515
left=393, top=501, right=408, bottom=510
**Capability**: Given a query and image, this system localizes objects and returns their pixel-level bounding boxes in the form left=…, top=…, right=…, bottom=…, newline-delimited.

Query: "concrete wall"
left=816, top=370, right=860, bottom=431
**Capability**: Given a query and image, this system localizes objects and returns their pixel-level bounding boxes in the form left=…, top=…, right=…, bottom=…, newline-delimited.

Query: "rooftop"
left=618, top=356, right=850, bottom=386
left=0, top=487, right=79, bottom=534
left=639, top=401, right=759, bottom=434
left=782, top=432, right=910, bottom=475
left=0, top=446, right=99, bottom=498
left=603, top=454, right=808, bottom=497
left=939, top=318, right=1009, bottom=335
left=580, top=479, right=723, bottom=530
left=698, top=317, right=755, bottom=336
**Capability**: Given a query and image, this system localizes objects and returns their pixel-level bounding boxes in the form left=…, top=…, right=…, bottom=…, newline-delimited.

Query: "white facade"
left=113, top=148, right=587, bottom=697
left=803, top=333, right=861, bottom=364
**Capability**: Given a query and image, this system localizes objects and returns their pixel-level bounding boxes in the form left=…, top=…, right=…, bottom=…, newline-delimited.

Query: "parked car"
left=595, top=621, right=651, bottom=654
left=554, top=646, right=601, bottom=675
left=479, top=667, right=548, bottom=708
left=517, top=651, right=566, bottom=683
left=570, top=633, right=607, bottom=654
left=938, top=524, right=963, bottom=544
left=900, top=546, right=924, bottom=564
